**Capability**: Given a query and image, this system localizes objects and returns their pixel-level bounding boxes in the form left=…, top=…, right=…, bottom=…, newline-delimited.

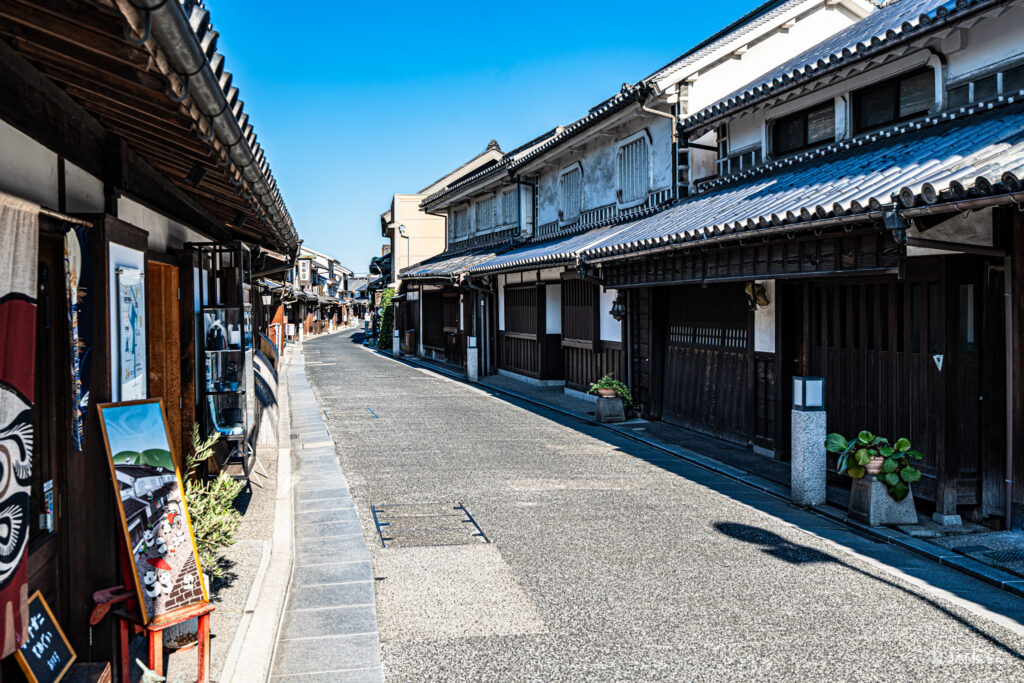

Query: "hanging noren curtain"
left=0, top=192, right=38, bottom=658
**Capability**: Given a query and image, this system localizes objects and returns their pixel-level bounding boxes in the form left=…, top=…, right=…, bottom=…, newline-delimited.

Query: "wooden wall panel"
left=146, top=261, right=183, bottom=462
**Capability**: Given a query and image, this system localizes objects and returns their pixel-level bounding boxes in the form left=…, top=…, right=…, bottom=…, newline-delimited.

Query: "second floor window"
left=773, top=101, right=835, bottom=157
left=501, top=188, right=518, bottom=226
left=854, top=68, right=933, bottom=133
left=452, top=207, right=468, bottom=240
left=617, top=134, right=651, bottom=204
left=558, top=164, right=583, bottom=222
left=475, top=196, right=495, bottom=232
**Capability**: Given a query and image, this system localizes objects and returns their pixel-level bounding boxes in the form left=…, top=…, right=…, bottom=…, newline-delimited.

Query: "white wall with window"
left=615, top=131, right=651, bottom=207
left=531, top=116, right=672, bottom=228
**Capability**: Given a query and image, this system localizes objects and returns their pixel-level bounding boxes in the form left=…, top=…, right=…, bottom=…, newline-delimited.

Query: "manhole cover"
left=371, top=502, right=489, bottom=549
left=983, top=549, right=1024, bottom=563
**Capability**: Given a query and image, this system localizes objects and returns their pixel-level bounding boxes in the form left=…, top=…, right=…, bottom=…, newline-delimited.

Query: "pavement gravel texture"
left=301, top=330, right=1024, bottom=682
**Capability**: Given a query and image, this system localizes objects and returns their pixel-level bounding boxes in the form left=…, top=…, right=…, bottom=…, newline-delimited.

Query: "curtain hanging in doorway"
left=64, top=224, right=93, bottom=451
left=0, top=191, right=38, bottom=658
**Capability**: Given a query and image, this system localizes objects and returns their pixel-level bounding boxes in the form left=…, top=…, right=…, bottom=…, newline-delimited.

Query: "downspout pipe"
left=129, top=0, right=298, bottom=250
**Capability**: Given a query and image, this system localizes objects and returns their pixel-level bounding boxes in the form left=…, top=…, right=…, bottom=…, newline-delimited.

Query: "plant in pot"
left=588, top=373, right=631, bottom=402
left=825, top=431, right=923, bottom=501
left=165, top=425, right=245, bottom=649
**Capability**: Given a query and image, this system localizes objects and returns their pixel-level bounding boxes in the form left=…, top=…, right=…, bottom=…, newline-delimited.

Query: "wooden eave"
left=0, top=0, right=282, bottom=248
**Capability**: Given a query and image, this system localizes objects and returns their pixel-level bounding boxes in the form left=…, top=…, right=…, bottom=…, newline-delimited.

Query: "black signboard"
left=14, top=591, right=75, bottom=683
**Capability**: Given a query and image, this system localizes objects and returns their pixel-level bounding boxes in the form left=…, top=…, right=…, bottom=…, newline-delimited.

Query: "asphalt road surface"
left=302, top=330, right=1024, bottom=681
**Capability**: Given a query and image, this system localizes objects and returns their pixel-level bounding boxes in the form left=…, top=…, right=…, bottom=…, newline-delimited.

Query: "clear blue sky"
left=209, top=1, right=761, bottom=271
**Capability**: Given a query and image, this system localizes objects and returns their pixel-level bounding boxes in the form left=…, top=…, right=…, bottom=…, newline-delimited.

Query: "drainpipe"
left=123, top=0, right=298, bottom=249
left=1005, top=254, right=1015, bottom=530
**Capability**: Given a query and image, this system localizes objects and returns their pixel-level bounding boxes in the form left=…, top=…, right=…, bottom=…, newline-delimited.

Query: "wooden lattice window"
left=616, top=134, right=650, bottom=204
left=558, top=164, right=583, bottom=222
left=562, top=279, right=596, bottom=343
left=504, top=286, right=538, bottom=336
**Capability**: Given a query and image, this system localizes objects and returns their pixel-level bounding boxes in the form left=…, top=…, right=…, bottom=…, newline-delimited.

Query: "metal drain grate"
left=983, top=549, right=1024, bottom=563
left=370, top=502, right=489, bottom=549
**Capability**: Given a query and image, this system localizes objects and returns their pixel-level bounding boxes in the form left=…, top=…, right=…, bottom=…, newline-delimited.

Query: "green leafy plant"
left=184, top=425, right=244, bottom=579
left=824, top=431, right=923, bottom=501
left=377, top=288, right=395, bottom=350
left=588, top=373, right=633, bottom=408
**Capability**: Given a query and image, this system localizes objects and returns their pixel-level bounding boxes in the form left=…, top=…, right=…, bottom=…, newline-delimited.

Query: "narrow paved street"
left=301, top=330, right=1024, bottom=681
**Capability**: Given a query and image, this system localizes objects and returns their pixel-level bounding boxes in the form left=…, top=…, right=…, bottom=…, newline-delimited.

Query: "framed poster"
left=116, top=267, right=146, bottom=401
left=97, top=399, right=207, bottom=624
left=15, top=591, right=76, bottom=683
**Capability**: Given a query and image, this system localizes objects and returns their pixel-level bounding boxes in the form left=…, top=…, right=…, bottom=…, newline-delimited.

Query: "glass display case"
left=192, top=241, right=259, bottom=486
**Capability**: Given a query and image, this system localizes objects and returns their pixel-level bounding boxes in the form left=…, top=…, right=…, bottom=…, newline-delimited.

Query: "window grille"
left=854, top=69, right=933, bottom=133
left=501, top=188, right=518, bottom=226
left=558, top=166, right=583, bottom=222
left=773, top=102, right=835, bottom=156
left=617, top=136, right=650, bottom=204
left=668, top=324, right=746, bottom=349
left=475, top=196, right=495, bottom=232
left=452, top=208, right=468, bottom=240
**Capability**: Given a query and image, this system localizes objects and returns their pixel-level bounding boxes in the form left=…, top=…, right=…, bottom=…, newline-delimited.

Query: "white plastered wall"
left=546, top=284, right=561, bottom=334
left=754, top=280, right=776, bottom=353
left=117, top=196, right=209, bottom=252
left=599, top=288, right=621, bottom=342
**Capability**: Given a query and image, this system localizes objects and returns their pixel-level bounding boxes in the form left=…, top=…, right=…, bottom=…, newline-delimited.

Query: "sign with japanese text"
left=15, top=591, right=75, bottom=683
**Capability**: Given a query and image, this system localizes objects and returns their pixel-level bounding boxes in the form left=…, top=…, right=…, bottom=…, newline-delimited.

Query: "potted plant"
left=165, top=426, right=245, bottom=649
left=825, top=431, right=923, bottom=525
left=588, top=373, right=633, bottom=423
left=588, top=373, right=632, bottom=403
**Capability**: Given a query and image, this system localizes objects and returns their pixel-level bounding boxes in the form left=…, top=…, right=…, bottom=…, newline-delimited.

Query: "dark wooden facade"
left=610, top=218, right=1020, bottom=522
left=498, top=283, right=563, bottom=380
left=560, top=278, right=625, bottom=392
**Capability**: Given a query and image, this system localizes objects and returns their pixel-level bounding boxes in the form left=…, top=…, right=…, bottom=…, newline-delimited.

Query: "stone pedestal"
left=848, top=478, right=918, bottom=526
left=791, top=409, right=826, bottom=507
left=466, top=337, right=478, bottom=382
left=595, top=397, right=625, bottom=423
left=392, top=330, right=400, bottom=358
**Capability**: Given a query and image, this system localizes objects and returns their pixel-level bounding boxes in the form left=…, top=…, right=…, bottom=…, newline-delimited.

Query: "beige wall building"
left=381, top=140, right=504, bottom=289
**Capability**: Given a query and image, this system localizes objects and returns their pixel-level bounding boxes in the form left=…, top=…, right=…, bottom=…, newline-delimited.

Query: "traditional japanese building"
left=0, top=0, right=300, bottom=677
left=401, top=0, right=875, bottom=394
left=579, top=0, right=1024, bottom=527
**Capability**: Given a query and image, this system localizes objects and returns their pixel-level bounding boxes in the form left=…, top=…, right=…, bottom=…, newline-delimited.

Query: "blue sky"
left=103, top=402, right=170, bottom=455
left=209, top=1, right=763, bottom=271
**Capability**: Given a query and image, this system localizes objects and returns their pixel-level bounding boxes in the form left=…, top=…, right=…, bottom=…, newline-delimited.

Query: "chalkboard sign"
left=14, top=591, right=76, bottom=683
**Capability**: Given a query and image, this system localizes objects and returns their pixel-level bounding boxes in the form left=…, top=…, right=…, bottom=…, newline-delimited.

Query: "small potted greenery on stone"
left=825, top=431, right=923, bottom=501
left=588, top=373, right=632, bottom=403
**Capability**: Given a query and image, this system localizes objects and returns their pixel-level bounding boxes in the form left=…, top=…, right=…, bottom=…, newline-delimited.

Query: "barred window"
left=616, top=135, right=650, bottom=204
left=451, top=208, right=468, bottom=240
left=501, top=188, right=518, bottom=226
left=773, top=101, right=834, bottom=156
left=558, top=164, right=583, bottom=222
left=475, top=196, right=495, bottom=232
left=854, top=68, right=933, bottom=133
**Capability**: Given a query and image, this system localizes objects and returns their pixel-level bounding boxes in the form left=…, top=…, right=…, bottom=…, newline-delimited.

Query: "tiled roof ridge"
left=685, top=0, right=1001, bottom=129
left=696, top=90, right=1024, bottom=195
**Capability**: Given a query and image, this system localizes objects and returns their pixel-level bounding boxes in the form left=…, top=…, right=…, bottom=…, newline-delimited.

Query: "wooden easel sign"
left=97, top=399, right=208, bottom=624
left=14, top=591, right=75, bottom=683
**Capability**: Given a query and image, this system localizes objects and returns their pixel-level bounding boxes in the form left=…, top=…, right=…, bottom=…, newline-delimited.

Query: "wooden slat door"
left=661, top=283, right=751, bottom=443
left=147, top=261, right=183, bottom=462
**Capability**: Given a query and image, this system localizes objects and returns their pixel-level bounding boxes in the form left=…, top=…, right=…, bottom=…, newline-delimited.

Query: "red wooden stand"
left=113, top=602, right=214, bottom=682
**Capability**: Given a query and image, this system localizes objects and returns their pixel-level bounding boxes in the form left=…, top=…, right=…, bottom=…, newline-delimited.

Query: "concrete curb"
left=376, top=348, right=1024, bottom=602
left=219, top=350, right=295, bottom=682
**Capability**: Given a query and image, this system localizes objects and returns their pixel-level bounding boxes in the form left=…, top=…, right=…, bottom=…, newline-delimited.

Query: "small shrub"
left=588, top=373, right=633, bottom=408
left=825, top=431, right=923, bottom=501
left=184, top=426, right=244, bottom=578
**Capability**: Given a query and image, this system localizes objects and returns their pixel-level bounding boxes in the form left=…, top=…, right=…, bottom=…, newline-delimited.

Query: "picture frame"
left=97, top=399, right=208, bottom=624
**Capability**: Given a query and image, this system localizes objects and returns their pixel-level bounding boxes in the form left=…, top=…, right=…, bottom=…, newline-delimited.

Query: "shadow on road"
left=717, top=522, right=1024, bottom=659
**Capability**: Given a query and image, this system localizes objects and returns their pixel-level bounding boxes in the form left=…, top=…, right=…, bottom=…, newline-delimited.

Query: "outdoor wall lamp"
left=745, top=281, right=770, bottom=310
left=609, top=291, right=627, bottom=322
left=261, top=293, right=272, bottom=306
left=792, top=376, right=825, bottom=411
